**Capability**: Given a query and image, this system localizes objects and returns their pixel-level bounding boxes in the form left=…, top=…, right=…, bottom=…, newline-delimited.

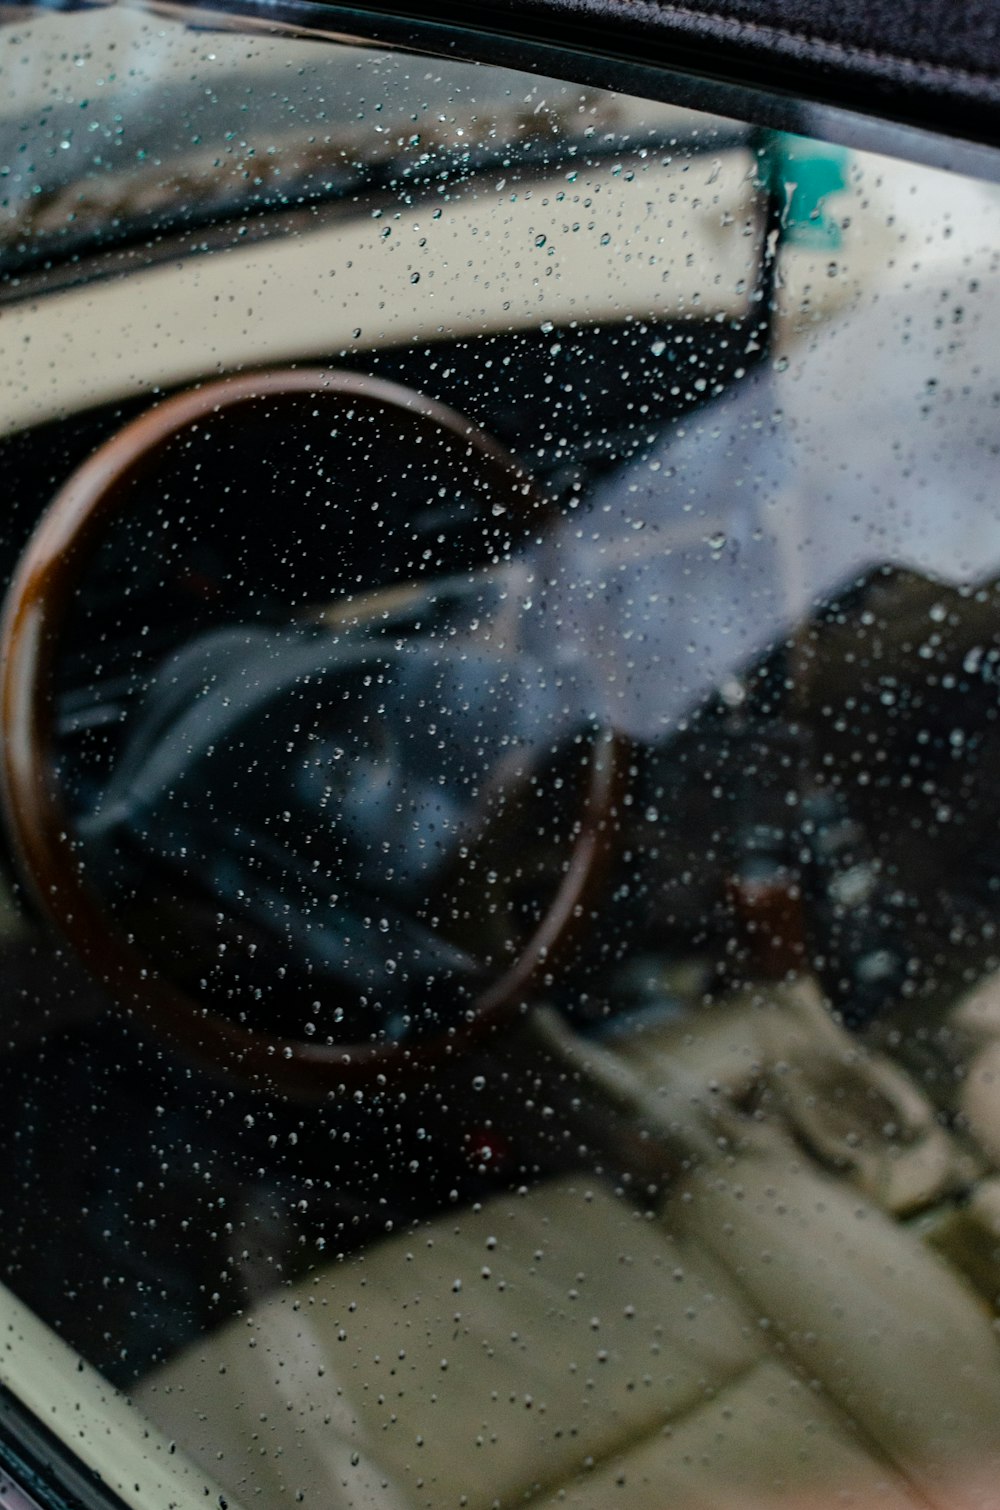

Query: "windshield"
left=3, top=6, right=1000, bottom=1508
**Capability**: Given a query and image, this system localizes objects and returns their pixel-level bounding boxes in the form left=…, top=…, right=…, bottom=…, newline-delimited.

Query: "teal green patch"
left=764, top=134, right=850, bottom=248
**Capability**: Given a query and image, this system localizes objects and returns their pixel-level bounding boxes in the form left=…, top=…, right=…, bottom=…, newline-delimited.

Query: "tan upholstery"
left=141, top=1182, right=767, bottom=1509
left=136, top=981, right=1000, bottom=1509
left=673, top=1137, right=1000, bottom=1510
left=530, top=1360, right=925, bottom=1510
left=947, top=976, right=1000, bottom=1171
left=613, top=982, right=975, bottom=1216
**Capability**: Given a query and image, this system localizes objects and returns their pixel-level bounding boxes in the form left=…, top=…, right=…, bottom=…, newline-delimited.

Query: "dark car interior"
left=4, top=4, right=1000, bottom=1508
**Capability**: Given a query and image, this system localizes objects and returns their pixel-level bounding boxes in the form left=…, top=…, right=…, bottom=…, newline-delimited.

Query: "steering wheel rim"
left=0, top=367, right=623, bottom=1095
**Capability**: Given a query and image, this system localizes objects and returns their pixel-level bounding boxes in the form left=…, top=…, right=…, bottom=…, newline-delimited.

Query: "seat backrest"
left=136, top=983, right=1000, bottom=1509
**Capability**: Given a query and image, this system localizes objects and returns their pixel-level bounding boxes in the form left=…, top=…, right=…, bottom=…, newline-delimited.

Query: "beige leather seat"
left=136, top=983, right=1000, bottom=1510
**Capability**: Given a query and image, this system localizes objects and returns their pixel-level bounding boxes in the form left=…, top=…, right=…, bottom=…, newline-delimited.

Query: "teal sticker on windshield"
left=765, top=134, right=850, bottom=248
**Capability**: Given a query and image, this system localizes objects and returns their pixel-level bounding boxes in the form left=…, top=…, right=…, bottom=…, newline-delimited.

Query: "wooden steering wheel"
left=0, top=369, right=622, bottom=1095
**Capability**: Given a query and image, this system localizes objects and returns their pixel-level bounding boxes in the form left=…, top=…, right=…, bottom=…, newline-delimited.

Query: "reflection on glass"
left=1, top=6, right=1000, bottom=1508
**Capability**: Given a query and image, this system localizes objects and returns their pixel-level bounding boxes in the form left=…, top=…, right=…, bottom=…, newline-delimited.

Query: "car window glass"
left=3, top=7, right=1000, bottom=1508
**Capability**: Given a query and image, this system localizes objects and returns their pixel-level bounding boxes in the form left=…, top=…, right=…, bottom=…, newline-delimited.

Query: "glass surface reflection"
left=2, top=6, right=1000, bottom=1507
